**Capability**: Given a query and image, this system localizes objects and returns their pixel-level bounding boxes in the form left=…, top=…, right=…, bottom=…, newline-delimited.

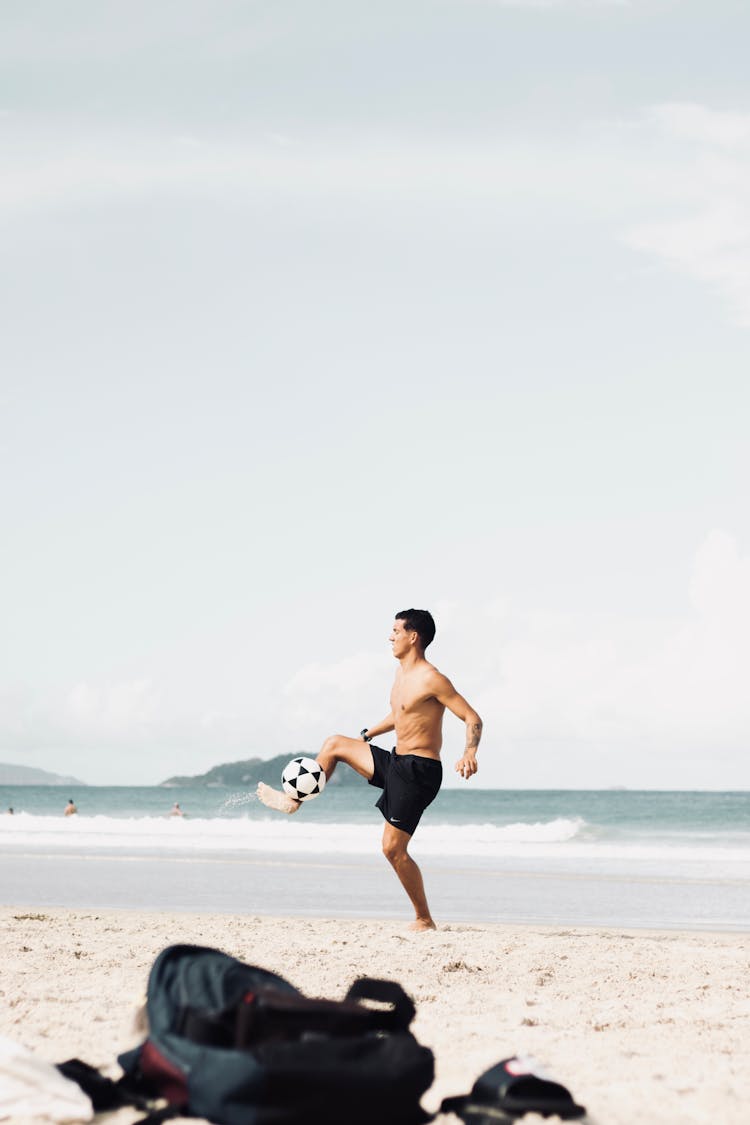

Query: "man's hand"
left=454, top=751, right=478, bottom=780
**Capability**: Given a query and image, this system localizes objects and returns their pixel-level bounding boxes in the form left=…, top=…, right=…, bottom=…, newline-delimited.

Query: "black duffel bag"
left=115, top=943, right=434, bottom=1125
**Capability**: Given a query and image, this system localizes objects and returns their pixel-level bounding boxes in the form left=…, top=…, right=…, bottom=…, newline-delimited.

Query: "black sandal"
left=441, top=1056, right=586, bottom=1121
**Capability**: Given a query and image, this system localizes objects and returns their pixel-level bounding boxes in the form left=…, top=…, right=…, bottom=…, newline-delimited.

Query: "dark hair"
left=395, top=608, right=436, bottom=650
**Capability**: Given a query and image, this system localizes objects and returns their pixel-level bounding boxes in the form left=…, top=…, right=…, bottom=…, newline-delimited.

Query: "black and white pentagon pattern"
left=281, top=756, right=326, bottom=801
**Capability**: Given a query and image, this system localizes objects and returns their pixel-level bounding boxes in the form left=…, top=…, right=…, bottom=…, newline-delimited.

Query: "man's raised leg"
left=256, top=734, right=374, bottom=813
left=381, top=822, right=436, bottom=931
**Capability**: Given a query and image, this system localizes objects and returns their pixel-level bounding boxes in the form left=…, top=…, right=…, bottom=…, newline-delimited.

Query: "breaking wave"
left=0, top=812, right=587, bottom=860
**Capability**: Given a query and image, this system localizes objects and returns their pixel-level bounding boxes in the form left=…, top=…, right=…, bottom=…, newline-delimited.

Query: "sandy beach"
left=1, top=907, right=747, bottom=1124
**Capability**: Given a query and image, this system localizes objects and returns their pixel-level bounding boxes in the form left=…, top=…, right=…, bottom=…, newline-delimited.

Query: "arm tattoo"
left=467, top=721, right=483, bottom=750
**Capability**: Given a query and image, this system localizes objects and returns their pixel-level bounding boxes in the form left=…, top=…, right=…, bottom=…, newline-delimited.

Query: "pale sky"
left=2, top=1, right=749, bottom=788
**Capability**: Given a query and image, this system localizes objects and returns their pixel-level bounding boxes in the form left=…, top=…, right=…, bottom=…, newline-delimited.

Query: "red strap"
left=139, top=1040, right=189, bottom=1107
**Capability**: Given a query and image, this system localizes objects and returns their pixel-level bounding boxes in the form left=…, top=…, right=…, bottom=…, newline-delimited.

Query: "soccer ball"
left=281, top=756, right=326, bottom=802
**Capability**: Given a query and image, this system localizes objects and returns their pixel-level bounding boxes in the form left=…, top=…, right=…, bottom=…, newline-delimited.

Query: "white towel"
left=0, top=1036, right=93, bottom=1123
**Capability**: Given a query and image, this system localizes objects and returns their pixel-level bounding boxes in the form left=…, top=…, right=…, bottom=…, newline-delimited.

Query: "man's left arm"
left=434, top=676, right=483, bottom=779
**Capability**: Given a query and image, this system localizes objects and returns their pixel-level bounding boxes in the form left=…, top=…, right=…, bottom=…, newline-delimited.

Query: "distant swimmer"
left=169, top=802, right=184, bottom=817
left=6, top=807, right=13, bottom=815
left=64, top=799, right=77, bottom=816
left=257, top=608, right=483, bottom=932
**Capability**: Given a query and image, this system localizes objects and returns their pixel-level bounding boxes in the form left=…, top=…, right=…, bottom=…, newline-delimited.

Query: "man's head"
left=393, top=608, right=436, bottom=654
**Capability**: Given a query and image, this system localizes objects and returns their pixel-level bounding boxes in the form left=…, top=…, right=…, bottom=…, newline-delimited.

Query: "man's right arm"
left=362, top=713, right=395, bottom=741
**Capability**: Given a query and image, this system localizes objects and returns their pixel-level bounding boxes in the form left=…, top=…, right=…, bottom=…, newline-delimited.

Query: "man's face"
left=389, top=618, right=414, bottom=659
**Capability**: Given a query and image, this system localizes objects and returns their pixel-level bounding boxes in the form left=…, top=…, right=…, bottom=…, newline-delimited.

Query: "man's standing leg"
left=381, top=822, right=436, bottom=931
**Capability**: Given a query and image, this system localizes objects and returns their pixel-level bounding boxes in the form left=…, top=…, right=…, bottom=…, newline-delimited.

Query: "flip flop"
left=441, top=1055, right=586, bottom=1121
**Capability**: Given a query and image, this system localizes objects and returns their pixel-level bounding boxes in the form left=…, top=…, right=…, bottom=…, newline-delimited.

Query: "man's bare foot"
left=408, top=919, right=437, bottom=932
left=256, top=783, right=300, bottom=815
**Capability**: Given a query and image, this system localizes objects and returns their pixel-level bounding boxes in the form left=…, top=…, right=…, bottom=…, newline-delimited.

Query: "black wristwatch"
left=360, top=729, right=372, bottom=742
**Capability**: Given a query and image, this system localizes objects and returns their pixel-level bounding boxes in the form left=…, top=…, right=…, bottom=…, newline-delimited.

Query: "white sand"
left=1, top=908, right=748, bottom=1124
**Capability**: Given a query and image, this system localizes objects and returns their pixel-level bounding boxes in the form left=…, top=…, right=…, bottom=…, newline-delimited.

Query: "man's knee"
left=382, top=836, right=409, bottom=866
left=319, top=734, right=345, bottom=759
left=319, top=734, right=374, bottom=781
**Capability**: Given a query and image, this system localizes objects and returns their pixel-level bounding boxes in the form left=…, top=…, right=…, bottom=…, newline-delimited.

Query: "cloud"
left=472, top=531, right=750, bottom=774
left=648, top=103, right=750, bottom=148
left=0, top=110, right=646, bottom=219
left=6, top=103, right=749, bottom=339
left=277, top=531, right=750, bottom=787
left=0, top=675, right=248, bottom=784
left=623, top=103, right=750, bottom=326
left=1, top=531, right=748, bottom=787
left=0, top=677, right=164, bottom=753
left=276, top=534, right=750, bottom=787
left=280, top=651, right=392, bottom=737
left=0, top=127, right=547, bottom=215
left=632, top=530, right=750, bottom=739
left=65, top=678, right=158, bottom=736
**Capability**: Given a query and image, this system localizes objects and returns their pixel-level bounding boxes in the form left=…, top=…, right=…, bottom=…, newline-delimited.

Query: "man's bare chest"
left=391, top=680, right=439, bottom=716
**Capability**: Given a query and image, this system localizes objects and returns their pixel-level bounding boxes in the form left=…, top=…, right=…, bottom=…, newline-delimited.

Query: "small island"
left=159, top=754, right=359, bottom=788
left=0, top=762, right=87, bottom=786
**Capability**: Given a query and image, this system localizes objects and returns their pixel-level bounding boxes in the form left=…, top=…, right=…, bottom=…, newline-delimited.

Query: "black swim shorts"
left=368, top=744, right=443, bottom=837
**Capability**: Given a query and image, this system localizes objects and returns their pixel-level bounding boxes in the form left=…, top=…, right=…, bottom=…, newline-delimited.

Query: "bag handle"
left=177, top=978, right=417, bottom=1048
left=344, top=977, right=416, bottom=1029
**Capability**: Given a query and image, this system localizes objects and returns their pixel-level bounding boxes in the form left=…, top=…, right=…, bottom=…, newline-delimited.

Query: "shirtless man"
left=257, top=608, right=483, bottom=931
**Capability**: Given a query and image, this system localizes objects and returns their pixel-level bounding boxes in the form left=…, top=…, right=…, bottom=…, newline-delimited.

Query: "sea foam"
left=2, top=814, right=749, bottom=880
left=0, top=811, right=585, bottom=857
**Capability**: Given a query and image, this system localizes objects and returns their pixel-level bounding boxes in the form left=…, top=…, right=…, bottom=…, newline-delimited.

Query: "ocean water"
left=1, top=786, right=748, bottom=931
